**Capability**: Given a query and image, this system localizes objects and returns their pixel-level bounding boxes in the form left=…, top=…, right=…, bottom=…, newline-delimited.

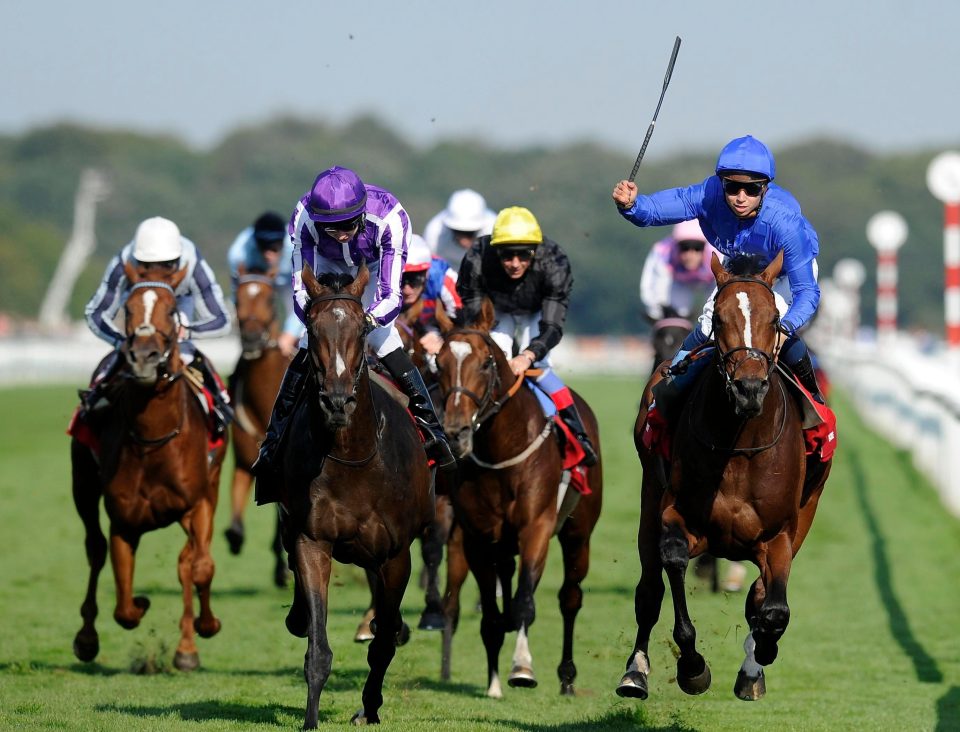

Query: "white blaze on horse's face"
left=736, top=291, right=753, bottom=348
left=140, top=290, right=158, bottom=333
left=332, top=307, right=346, bottom=323
left=245, top=283, right=261, bottom=297
left=335, top=351, right=346, bottom=377
left=449, top=341, right=472, bottom=407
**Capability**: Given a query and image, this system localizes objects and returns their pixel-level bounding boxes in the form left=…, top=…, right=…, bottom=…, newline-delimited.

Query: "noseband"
left=711, top=276, right=781, bottom=388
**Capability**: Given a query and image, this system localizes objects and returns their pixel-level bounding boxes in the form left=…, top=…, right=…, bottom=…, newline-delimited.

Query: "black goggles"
left=677, top=240, right=705, bottom=253
left=322, top=214, right=365, bottom=234
left=722, top=178, right=767, bottom=197
left=402, top=272, right=427, bottom=288
left=497, top=248, right=535, bottom=262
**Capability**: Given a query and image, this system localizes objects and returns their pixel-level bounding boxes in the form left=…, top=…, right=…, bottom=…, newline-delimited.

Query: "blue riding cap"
left=715, top=135, right=776, bottom=181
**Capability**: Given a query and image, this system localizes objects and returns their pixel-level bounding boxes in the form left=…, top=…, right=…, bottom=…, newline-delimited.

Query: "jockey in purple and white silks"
left=639, top=219, right=716, bottom=321
left=82, top=216, right=233, bottom=432
left=252, top=167, right=455, bottom=502
left=613, top=135, right=824, bottom=403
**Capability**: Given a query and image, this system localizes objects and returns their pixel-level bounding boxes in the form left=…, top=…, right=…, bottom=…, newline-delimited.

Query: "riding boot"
left=193, top=352, right=235, bottom=438
left=557, top=404, right=599, bottom=467
left=78, top=349, right=123, bottom=426
left=789, top=351, right=825, bottom=405
left=381, top=348, right=457, bottom=472
left=252, top=349, right=310, bottom=498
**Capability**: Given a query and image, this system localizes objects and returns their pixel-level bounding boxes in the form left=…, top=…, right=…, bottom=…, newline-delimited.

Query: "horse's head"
left=236, top=264, right=279, bottom=359
left=652, top=316, right=693, bottom=368
left=710, top=251, right=784, bottom=418
left=121, top=260, right=187, bottom=385
left=434, top=298, right=503, bottom=458
left=302, top=261, right=369, bottom=429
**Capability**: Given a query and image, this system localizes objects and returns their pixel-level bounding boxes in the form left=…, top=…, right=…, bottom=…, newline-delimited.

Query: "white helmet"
left=404, top=234, right=432, bottom=272
left=133, top=217, right=183, bottom=262
left=442, top=189, right=489, bottom=232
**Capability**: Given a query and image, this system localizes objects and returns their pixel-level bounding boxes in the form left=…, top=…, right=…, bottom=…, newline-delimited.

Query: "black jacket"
left=457, top=235, right=572, bottom=361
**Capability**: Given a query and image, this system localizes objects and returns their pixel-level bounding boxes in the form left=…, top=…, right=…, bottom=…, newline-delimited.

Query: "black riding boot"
left=381, top=348, right=457, bottom=472
left=790, top=351, right=825, bottom=405
left=252, top=349, right=310, bottom=502
left=192, top=352, right=235, bottom=438
left=558, top=404, right=599, bottom=467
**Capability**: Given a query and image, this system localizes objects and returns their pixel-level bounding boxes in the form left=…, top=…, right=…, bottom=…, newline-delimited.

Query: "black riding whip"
left=628, top=36, right=682, bottom=182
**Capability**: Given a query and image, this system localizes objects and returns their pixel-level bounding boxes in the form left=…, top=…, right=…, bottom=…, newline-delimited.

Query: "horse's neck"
left=481, top=357, right=543, bottom=446
left=698, top=364, right=784, bottom=437
left=126, top=374, right=189, bottom=438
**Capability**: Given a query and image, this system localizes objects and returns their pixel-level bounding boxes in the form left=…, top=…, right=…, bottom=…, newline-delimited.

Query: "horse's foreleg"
left=174, top=532, right=199, bottom=670
left=556, top=527, right=591, bottom=696
left=617, top=478, right=666, bottom=700
left=354, top=551, right=412, bottom=725
left=508, top=516, right=553, bottom=690
left=110, top=530, right=149, bottom=629
left=185, top=499, right=221, bottom=640
left=297, top=537, right=333, bottom=731
left=224, top=467, right=252, bottom=555
left=418, top=496, right=453, bottom=631
left=752, top=532, right=793, bottom=668
left=464, top=535, right=506, bottom=698
left=441, top=521, right=468, bottom=682
left=660, top=505, right=711, bottom=695
left=71, top=442, right=106, bottom=662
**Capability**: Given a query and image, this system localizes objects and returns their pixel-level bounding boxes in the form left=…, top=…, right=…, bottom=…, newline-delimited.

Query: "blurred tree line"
left=0, top=117, right=953, bottom=336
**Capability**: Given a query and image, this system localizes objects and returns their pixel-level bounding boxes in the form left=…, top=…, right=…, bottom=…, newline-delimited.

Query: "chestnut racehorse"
left=617, top=251, right=832, bottom=702
left=71, top=261, right=226, bottom=671
left=275, top=262, right=434, bottom=728
left=224, top=266, right=289, bottom=586
left=434, top=299, right=603, bottom=696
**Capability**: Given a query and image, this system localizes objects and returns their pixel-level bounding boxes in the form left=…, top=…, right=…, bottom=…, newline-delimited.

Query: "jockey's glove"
left=362, top=312, right=378, bottom=336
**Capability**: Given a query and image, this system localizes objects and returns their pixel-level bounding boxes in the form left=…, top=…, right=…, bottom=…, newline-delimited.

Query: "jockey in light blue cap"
left=612, top=135, right=824, bottom=404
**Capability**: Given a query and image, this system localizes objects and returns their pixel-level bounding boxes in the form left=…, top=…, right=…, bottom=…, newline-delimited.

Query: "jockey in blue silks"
left=252, top=166, right=456, bottom=503
left=612, top=135, right=824, bottom=403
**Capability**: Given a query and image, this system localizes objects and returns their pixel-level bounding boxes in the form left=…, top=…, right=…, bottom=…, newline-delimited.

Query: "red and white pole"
left=927, top=152, right=960, bottom=354
left=866, top=212, right=908, bottom=342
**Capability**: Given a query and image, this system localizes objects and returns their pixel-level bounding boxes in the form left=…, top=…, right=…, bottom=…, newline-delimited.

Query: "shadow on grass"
left=397, top=674, right=483, bottom=697
left=97, top=700, right=306, bottom=726
left=510, top=704, right=698, bottom=731
left=936, top=685, right=960, bottom=731
left=849, top=450, right=943, bottom=683
left=0, top=661, right=122, bottom=676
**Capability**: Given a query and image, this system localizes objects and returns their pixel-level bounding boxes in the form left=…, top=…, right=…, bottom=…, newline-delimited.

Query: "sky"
left=3, top=1, right=960, bottom=161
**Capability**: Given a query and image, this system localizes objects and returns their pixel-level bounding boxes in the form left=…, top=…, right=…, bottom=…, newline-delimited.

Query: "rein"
left=686, top=373, right=788, bottom=456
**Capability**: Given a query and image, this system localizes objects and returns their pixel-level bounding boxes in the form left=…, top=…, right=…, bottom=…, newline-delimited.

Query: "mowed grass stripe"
left=0, top=379, right=958, bottom=730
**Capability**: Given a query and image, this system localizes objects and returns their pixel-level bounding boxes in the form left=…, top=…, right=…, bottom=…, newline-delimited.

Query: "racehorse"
left=649, top=311, right=694, bottom=376
left=70, top=261, right=226, bottom=671
left=224, top=266, right=289, bottom=587
left=617, top=251, right=832, bottom=701
left=433, top=299, right=603, bottom=696
left=276, top=262, right=434, bottom=728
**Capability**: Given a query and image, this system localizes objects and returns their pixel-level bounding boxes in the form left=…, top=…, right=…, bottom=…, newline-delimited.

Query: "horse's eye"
left=481, top=357, right=494, bottom=370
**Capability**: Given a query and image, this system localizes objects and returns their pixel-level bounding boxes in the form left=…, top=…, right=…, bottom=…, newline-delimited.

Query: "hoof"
left=396, top=621, right=411, bottom=647
left=194, top=616, right=221, bottom=638
left=224, top=521, right=244, bottom=555
left=508, top=664, right=538, bottom=688
left=354, top=609, right=375, bottom=643
left=615, top=670, right=648, bottom=699
left=418, top=609, right=445, bottom=631
left=560, top=681, right=576, bottom=696
left=115, top=596, right=150, bottom=629
left=73, top=632, right=99, bottom=662
left=350, top=709, right=378, bottom=725
left=734, top=669, right=766, bottom=700
left=677, top=659, right=712, bottom=696
left=173, top=650, right=200, bottom=671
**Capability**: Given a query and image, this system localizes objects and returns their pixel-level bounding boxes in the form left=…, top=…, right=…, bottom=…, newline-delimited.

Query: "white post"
left=866, top=212, right=907, bottom=343
left=927, top=152, right=960, bottom=361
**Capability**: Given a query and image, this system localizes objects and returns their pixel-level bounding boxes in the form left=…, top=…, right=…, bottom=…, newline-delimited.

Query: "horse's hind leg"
left=296, top=537, right=334, bottom=731
left=464, top=535, right=508, bottom=698
left=660, top=506, right=711, bottom=695
left=418, top=495, right=453, bottom=631
left=354, top=570, right=377, bottom=643
left=354, top=551, right=412, bottom=725
left=271, top=512, right=288, bottom=588
left=441, top=521, right=468, bottom=682
left=224, top=467, right=252, bottom=555
left=71, top=440, right=106, bottom=662
left=556, top=525, right=591, bottom=696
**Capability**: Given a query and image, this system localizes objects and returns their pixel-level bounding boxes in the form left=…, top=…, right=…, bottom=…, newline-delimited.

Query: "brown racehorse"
left=616, top=251, right=832, bottom=702
left=434, top=299, right=603, bottom=696
left=275, top=262, right=434, bottom=728
left=71, top=261, right=226, bottom=671
left=224, top=266, right=290, bottom=587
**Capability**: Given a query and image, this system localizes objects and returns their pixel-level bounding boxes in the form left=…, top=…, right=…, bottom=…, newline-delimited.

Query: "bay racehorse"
left=434, top=299, right=603, bottom=696
left=649, top=312, right=693, bottom=377
left=617, top=251, right=832, bottom=701
left=224, top=266, right=289, bottom=587
left=274, top=262, right=434, bottom=728
left=70, top=261, right=226, bottom=671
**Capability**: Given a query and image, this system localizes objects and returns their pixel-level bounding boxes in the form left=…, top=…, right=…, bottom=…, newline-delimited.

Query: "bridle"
left=122, top=280, right=181, bottom=384
left=711, top=276, right=782, bottom=391
left=237, top=274, right=279, bottom=359
left=305, top=292, right=369, bottom=415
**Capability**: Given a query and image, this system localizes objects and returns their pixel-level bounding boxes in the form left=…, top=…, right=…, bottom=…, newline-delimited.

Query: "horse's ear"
left=170, top=265, right=188, bottom=291
left=302, top=261, right=324, bottom=300
left=123, top=259, right=140, bottom=284
left=348, top=261, right=370, bottom=299
left=435, top=299, right=455, bottom=334
left=475, top=297, right=496, bottom=332
left=761, top=250, right=784, bottom=285
left=710, top=252, right=729, bottom=287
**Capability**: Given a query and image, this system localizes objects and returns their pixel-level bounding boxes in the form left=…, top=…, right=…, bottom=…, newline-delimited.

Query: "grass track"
left=1, top=378, right=959, bottom=731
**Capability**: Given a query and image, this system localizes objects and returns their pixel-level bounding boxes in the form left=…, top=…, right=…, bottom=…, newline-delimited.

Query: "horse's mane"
left=724, top=253, right=770, bottom=276
left=315, top=272, right=358, bottom=292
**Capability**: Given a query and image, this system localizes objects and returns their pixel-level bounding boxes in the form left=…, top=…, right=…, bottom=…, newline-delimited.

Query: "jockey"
left=401, top=234, right=462, bottom=355
left=640, top=219, right=716, bottom=321
left=613, top=135, right=824, bottom=403
left=82, top=216, right=234, bottom=433
left=252, top=166, right=456, bottom=495
left=226, top=211, right=303, bottom=358
left=457, top=206, right=599, bottom=466
left=422, top=189, right=497, bottom=272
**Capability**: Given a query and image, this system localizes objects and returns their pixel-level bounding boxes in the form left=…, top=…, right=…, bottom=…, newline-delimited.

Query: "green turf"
left=1, top=378, right=959, bottom=731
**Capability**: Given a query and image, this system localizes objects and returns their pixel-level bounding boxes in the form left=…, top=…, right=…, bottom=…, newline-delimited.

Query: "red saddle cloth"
left=552, top=416, right=592, bottom=495
left=641, top=379, right=837, bottom=463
